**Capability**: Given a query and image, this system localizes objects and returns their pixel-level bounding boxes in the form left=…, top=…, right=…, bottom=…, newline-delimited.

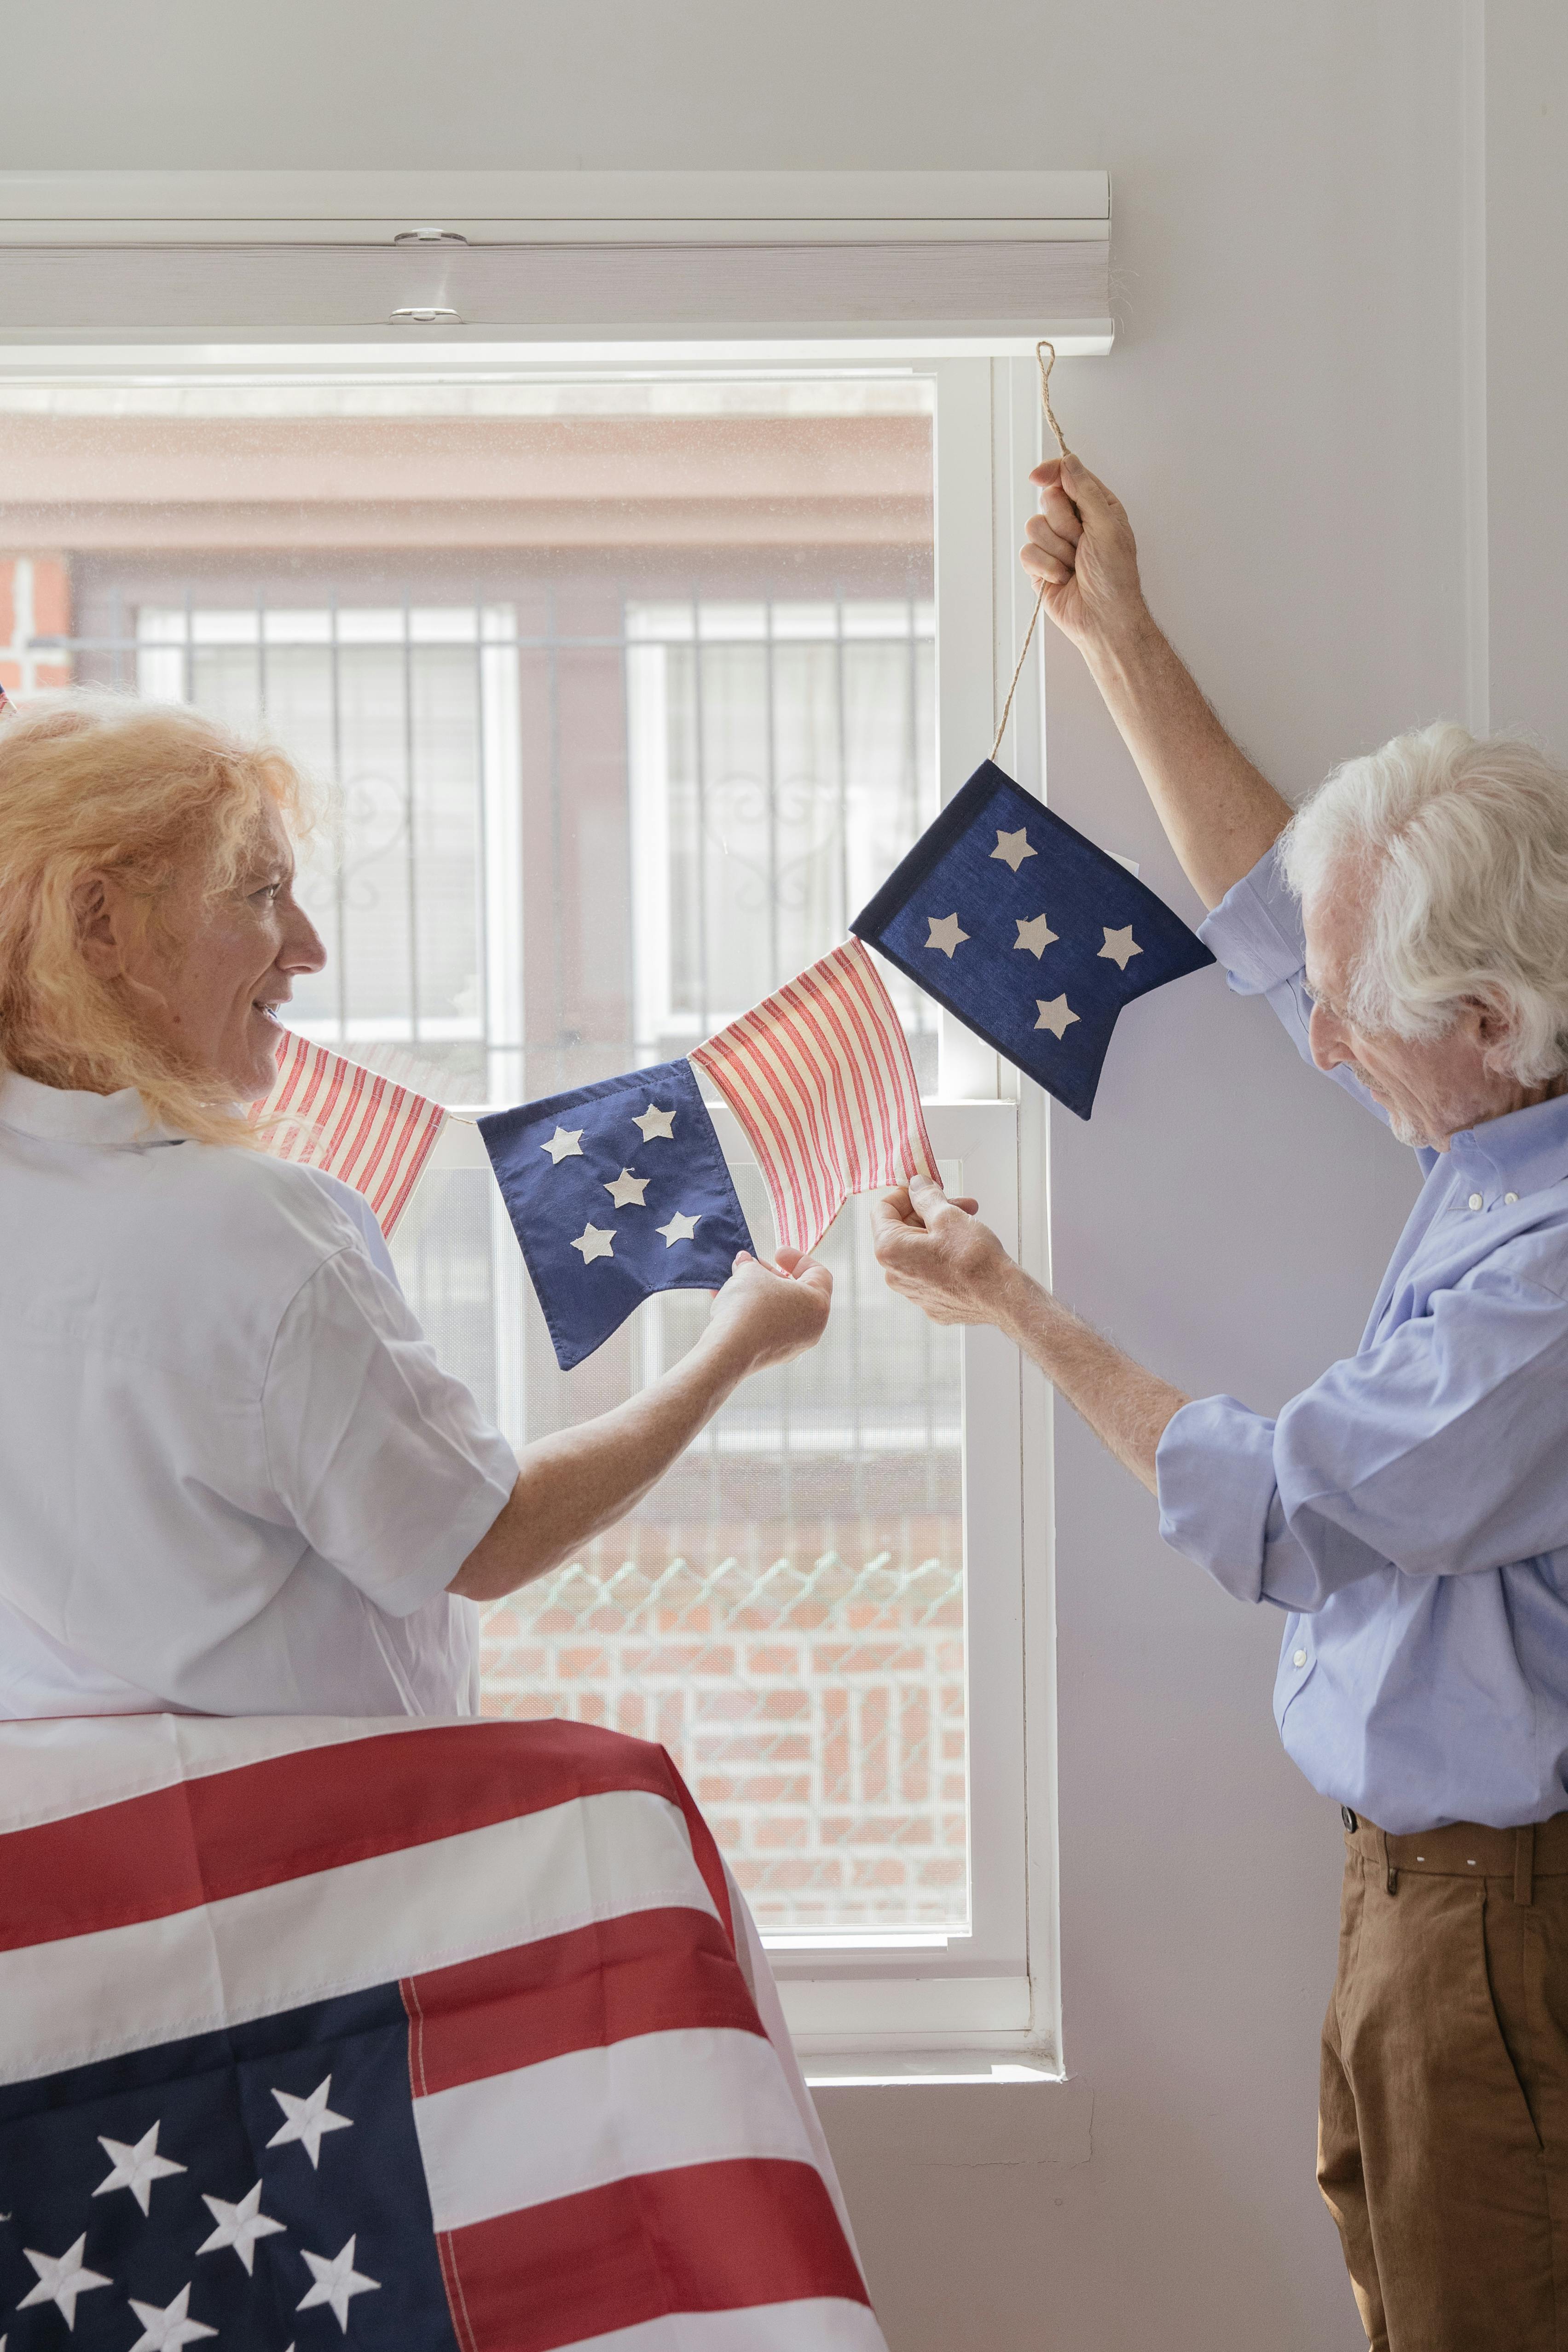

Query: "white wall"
left=12, top=3, right=1564, bottom=2345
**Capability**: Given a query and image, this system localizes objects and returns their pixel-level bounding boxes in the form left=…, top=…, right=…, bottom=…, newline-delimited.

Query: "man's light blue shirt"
left=1155, top=848, right=1568, bottom=1834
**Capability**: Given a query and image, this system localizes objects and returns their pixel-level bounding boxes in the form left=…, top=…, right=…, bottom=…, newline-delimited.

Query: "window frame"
left=5, top=337, right=1062, bottom=2077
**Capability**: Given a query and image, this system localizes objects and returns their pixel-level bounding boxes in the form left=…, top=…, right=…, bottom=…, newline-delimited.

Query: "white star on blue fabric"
left=266, top=2077, right=352, bottom=2169
left=631, top=1102, right=677, bottom=1141
left=19, top=2237, right=112, bottom=2329
left=297, top=2236, right=381, bottom=2331
left=1034, top=995, right=1080, bottom=1039
left=127, top=2283, right=216, bottom=2351
left=571, top=1221, right=616, bottom=1264
left=656, top=1210, right=702, bottom=1246
left=925, top=912, right=969, bottom=958
left=539, top=1125, right=584, bottom=1165
left=603, top=1167, right=649, bottom=1208
left=94, top=2121, right=186, bottom=2215
left=1098, top=925, right=1142, bottom=971
left=1013, top=912, right=1059, bottom=958
left=990, top=827, right=1037, bottom=872
left=198, top=2182, right=286, bottom=2274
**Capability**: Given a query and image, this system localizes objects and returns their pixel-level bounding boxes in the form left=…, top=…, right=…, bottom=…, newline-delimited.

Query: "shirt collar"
left=1445, top=1089, right=1568, bottom=1199
left=0, top=1071, right=185, bottom=1150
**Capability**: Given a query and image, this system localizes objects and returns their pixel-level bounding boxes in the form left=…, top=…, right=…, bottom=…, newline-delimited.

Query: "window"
left=12, top=355, right=1050, bottom=2069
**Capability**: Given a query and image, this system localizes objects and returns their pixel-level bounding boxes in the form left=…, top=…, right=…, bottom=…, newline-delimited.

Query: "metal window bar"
left=34, top=591, right=937, bottom=1080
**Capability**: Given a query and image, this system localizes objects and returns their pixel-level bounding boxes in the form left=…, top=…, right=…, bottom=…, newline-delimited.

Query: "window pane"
left=17, top=369, right=959, bottom=1937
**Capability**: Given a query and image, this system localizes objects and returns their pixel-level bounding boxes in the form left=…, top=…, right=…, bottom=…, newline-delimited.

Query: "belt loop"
left=1516, top=1824, right=1536, bottom=1908
left=1381, top=1829, right=1398, bottom=1897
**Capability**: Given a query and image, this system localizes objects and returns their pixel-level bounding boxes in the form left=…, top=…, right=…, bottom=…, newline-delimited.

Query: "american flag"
left=0, top=1713, right=885, bottom=2352
left=251, top=1030, right=446, bottom=1238
left=690, top=940, right=937, bottom=1258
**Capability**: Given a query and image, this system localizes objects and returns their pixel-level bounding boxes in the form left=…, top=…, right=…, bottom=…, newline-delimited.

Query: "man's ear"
left=72, top=874, right=126, bottom=979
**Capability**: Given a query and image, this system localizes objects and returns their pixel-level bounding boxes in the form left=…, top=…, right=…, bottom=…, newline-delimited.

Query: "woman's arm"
left=1023, top=456, right=1293, bottom=909
left=450, top=1251, right=831, bottom=1602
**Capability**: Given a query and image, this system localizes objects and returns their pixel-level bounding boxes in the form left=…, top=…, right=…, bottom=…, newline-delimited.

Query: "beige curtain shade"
left=0, top=170, right=1113, bottom=350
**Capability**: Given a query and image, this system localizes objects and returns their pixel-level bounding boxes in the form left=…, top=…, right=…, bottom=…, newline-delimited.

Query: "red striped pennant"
left=250, top=1025, right=446, bottom=1236
left=691, top=939, right=938, bottom=1257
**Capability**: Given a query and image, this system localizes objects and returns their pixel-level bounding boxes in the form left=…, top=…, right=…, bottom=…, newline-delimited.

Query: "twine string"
left=989, top=338, right=1071, bottom=763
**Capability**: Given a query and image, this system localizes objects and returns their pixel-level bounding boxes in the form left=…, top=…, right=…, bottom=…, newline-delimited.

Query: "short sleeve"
left=261, top=1245, right=518, bottom=1616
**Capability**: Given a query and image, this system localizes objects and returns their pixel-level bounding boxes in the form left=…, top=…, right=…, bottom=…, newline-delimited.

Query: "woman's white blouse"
left=0, top=1071, right=519, bottom=1720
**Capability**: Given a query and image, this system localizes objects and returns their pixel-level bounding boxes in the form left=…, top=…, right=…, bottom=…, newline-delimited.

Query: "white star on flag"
left=571, top=1221, right=616, bottom=1263
left=603, top=1168, right=649, bottom=1208
left=631, top=1102, right=677, bottom=1141
left=127, top=2283, right=216, bottom=2351
left=1013, top=913, right=1059, bottom=958
left=94, top=2120, right=186, bottom=2214
left=297, top=2236, right=381, bottom=2331
left=656, top=1210, right=702, bottom=1246
left=990, top=827, right=1037, bottom=872
left=539, top=1125, right=584, bottom=1165
left=266, top=2076, right=352, bottom=2168
left=199, top=2182, right=286, bottom=2274
left=925, top=912, right=969, bottom=958
left=1035, top=995, right=1081, bottom=1038
left=1098, top=924, right=1142, bottom=971
left=19, top=2236, right=112, bottom=2328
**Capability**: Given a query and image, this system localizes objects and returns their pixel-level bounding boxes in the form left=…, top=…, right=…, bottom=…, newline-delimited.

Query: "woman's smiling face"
left=85, top=794, right=327, bottom=1102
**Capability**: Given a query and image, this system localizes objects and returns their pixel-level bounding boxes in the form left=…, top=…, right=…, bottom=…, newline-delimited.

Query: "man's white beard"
left=1345, top=1059, right=1433, bottom=1149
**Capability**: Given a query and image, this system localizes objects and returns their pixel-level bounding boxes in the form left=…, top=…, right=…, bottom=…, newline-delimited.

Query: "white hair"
left=1278, top=721, right=1568, bottom=1086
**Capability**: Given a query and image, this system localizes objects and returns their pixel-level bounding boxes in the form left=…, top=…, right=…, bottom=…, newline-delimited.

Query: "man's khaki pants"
left=1321, top=1809, right=1568, bottom=2349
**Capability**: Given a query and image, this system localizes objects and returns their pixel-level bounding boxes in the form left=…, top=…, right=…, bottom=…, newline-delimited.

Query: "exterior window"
left=13, top=359, right=1041, bottom=2059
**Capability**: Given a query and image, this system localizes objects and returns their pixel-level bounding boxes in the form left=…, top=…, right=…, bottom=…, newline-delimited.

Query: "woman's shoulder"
left=150, top=1140, right=392, bottom=1294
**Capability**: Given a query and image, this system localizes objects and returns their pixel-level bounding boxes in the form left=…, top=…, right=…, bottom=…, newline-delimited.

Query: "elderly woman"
left=874, top=459, right=1568, bottom=2350
left=0, top=691, right=830, bottom=1721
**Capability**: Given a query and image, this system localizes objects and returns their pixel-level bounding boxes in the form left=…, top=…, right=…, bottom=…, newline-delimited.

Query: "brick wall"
left=479, top=1515, right=967, bottom=1936
left=0, top=556, right=72, bottom=696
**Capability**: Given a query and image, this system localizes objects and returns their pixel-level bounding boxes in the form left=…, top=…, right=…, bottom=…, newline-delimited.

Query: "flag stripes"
left=404, top=1907, right=762, bottom=2094
left=691, top=940, right=937, bottom=1257
left=0, top=1714, right=884, bottom=2352
left=252, top=1026, right=446, bottom=1235
left=0, top=1720, right=728, bottom=1956
left=446, top=2160, right=869, bottom=2352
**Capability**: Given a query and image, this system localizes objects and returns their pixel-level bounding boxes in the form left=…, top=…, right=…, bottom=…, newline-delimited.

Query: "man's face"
left=1301, top=857, right=1506, bottom=1151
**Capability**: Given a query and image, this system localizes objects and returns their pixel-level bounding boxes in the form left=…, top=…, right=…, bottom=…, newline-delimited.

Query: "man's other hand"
left=1022, top=456, right=1148, bottom=654
left=872, top=1175, right=1024, bottom=1328
left=704, top=1248, right=833, bottom=1373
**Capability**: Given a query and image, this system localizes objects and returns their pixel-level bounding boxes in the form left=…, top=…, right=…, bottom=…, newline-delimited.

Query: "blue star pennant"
left=480, top=1057, right=756, bottom=1369
left=851, top=759, right=1215, bottom=1119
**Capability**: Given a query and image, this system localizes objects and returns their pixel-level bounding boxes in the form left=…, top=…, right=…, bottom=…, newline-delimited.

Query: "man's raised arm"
left=1024, top=457, right=1291, bottom=908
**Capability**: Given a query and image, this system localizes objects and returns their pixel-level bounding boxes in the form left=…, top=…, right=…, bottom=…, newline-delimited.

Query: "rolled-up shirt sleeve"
left=1157, top=1260, right=1568, bottom=1610
left=261, top=1243, right=519, bottom=1616
left=1198, top=847, right=1387, bottom=1125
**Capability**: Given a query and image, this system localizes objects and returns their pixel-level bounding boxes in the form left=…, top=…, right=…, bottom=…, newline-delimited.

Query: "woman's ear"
left=72, top=874, right=127, bottom=979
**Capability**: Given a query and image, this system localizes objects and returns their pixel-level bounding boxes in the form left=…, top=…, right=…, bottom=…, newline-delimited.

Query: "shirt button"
left=1293, top=1648, right=1308, bottom=1668
left=1505, top=1192, right=1519, bottom=1205
left=1468, top=1192, right=1483, bottom=1210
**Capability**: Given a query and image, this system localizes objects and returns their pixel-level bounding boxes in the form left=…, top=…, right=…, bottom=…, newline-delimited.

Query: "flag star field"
left=852, top=759, right=1216, bottom=1119
left=479, top=1057, right=755, bottom=1370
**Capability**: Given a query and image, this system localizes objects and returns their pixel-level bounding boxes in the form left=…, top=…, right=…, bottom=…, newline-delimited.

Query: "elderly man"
left=873, top=458, right=1568, bottom=2351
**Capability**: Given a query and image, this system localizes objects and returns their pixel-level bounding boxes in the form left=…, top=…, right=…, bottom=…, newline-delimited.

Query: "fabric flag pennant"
left=852, top=759, right=1215, bottom=1120
left=480, top=1055, right=755, bottom=1370
left=251, top=1027, right=447, bottom=1235
left=691, top=938, right=937, bottom=1258
left=0, top=1710, right=885, bottom=2352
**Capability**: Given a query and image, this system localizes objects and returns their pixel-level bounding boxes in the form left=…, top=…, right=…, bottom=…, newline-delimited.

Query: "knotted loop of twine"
left=989, top=338, right=1071, bottom=763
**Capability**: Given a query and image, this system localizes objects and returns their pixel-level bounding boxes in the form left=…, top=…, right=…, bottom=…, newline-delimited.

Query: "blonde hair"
left=0, top=690, right=311, bottom=1146
left=1280, top=721, right=1568, bottom=1085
